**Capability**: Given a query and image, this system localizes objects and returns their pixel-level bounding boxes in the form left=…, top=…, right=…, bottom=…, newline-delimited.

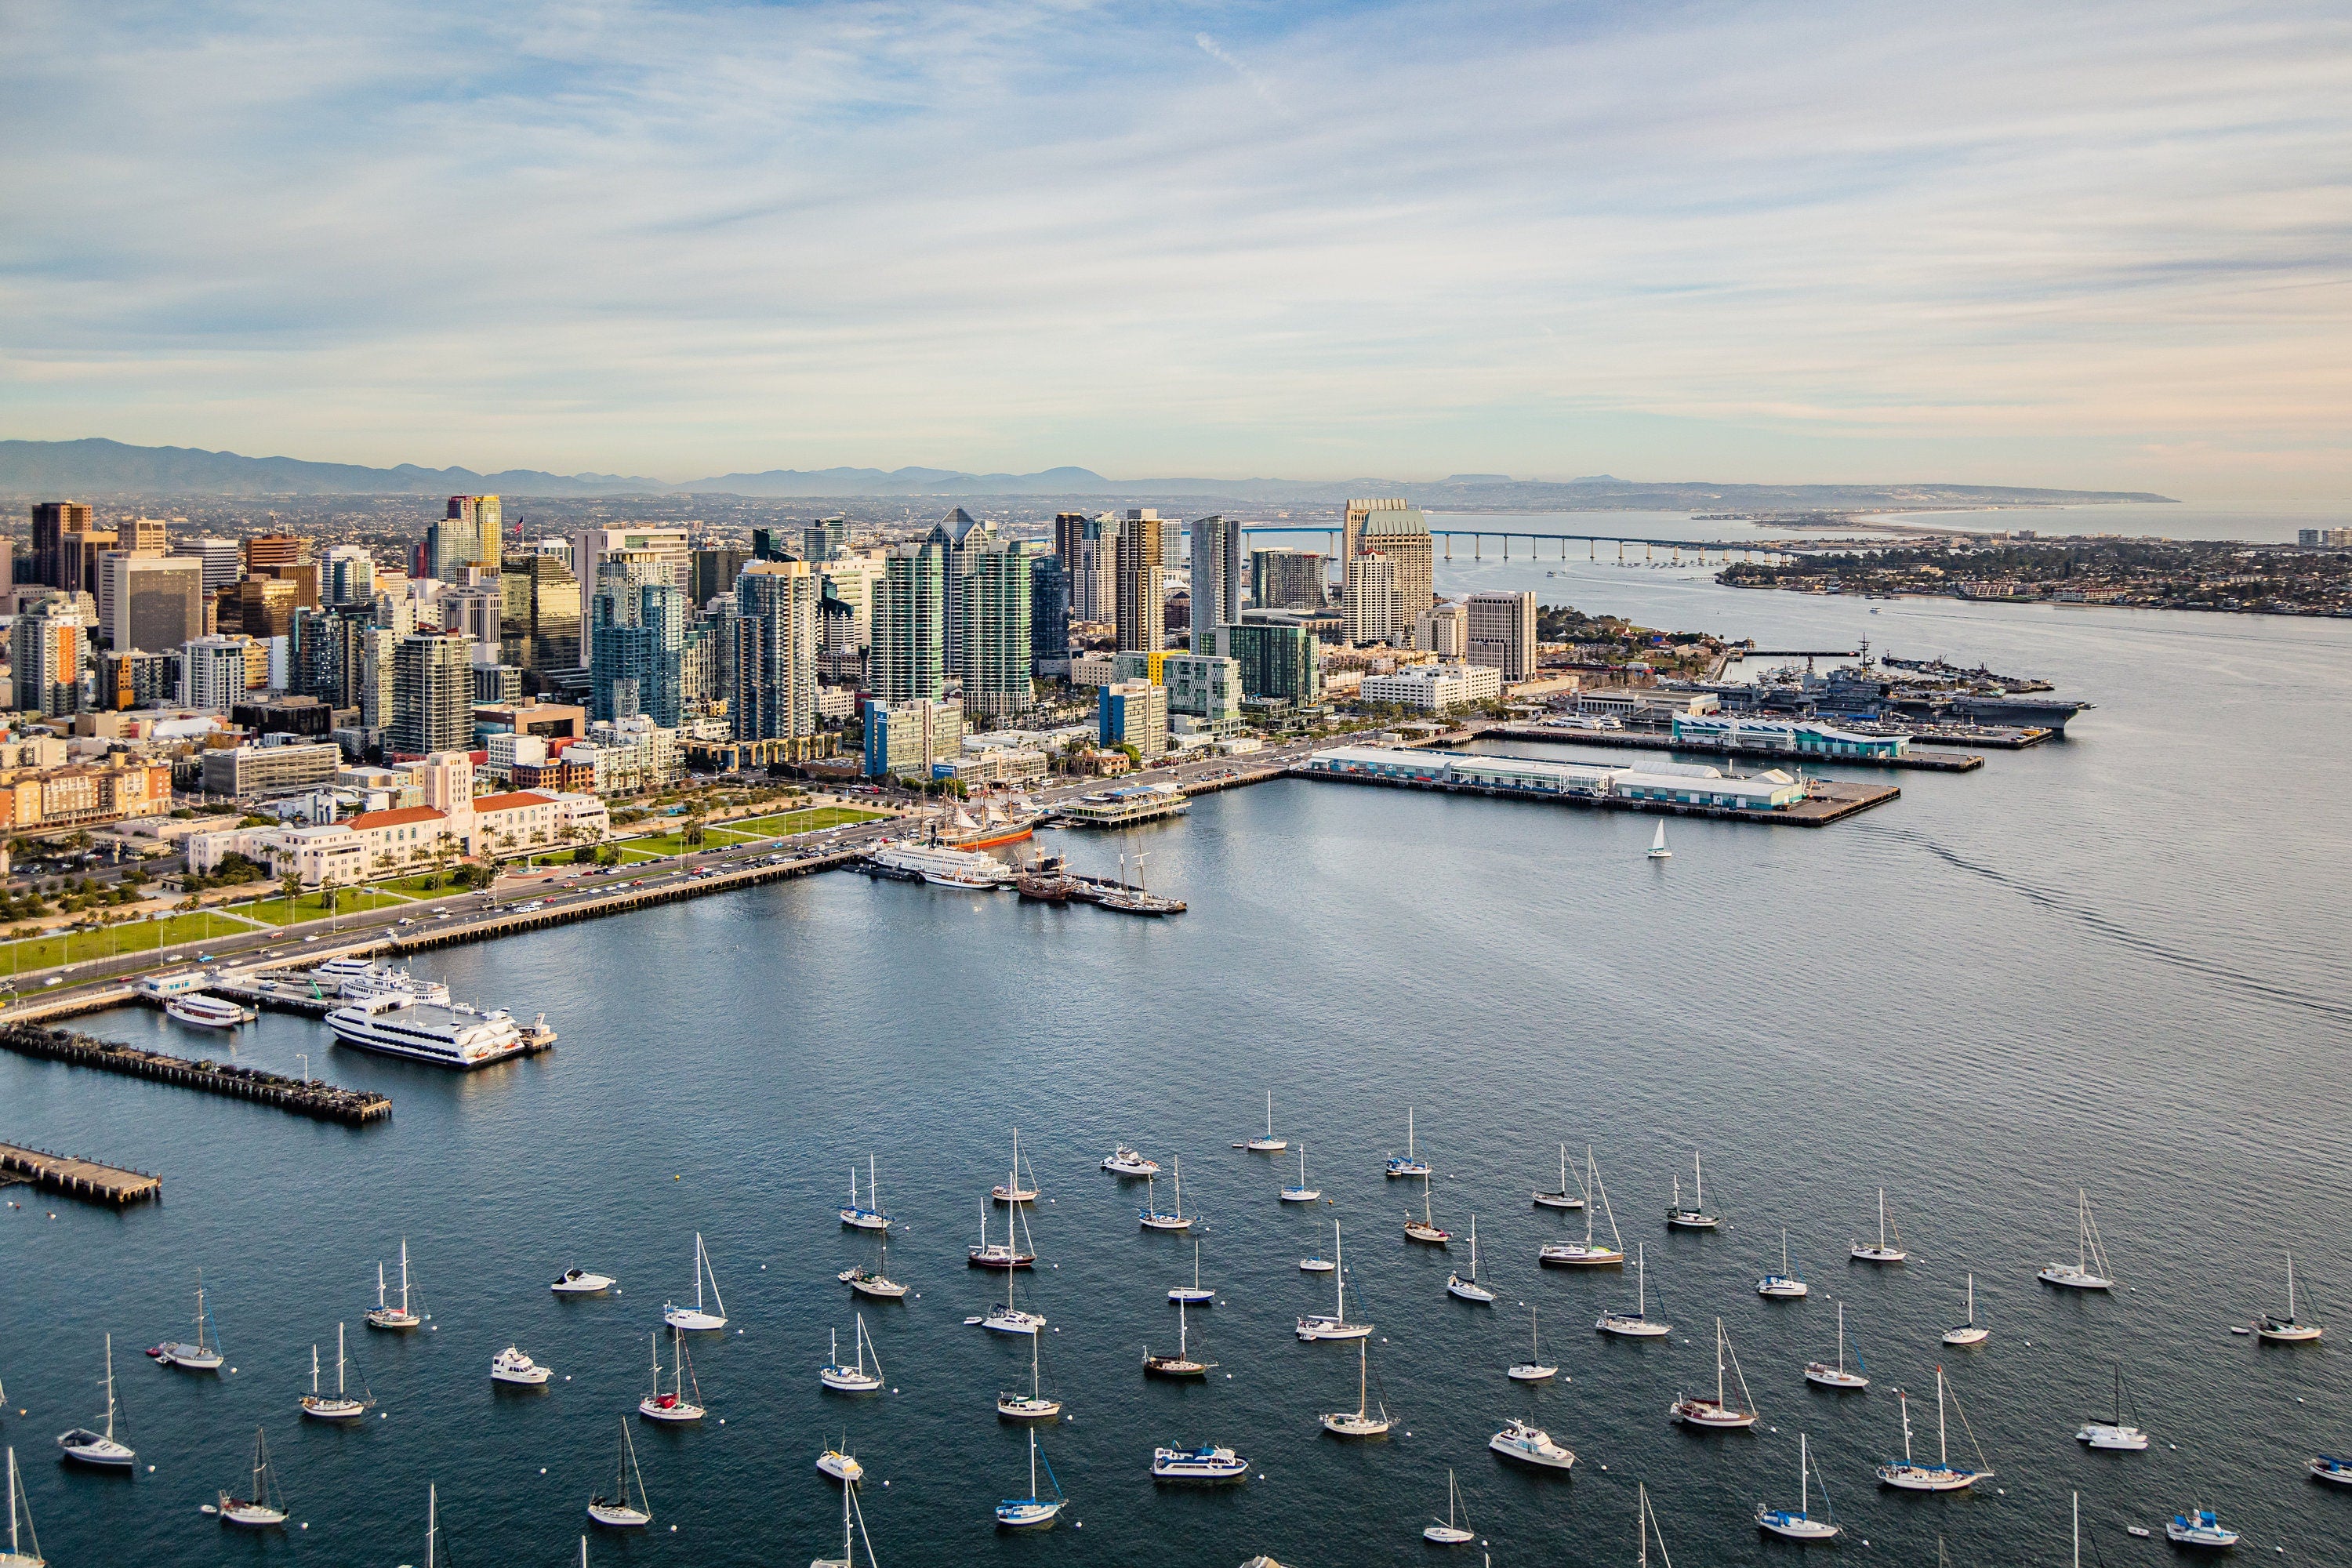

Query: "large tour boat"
left=326, top=994, right=527, bottom=1069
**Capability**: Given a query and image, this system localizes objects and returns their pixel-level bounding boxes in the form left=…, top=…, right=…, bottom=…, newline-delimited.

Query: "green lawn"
left=224, top=887, right=415, bottom=927
left=723, top=805, right=884, bottom=837
left=370, top=871, right=475, bottom=897
left=0, top=909, right=263, bottom=978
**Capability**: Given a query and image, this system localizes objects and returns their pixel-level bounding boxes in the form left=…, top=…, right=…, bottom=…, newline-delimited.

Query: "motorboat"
left=492, top=1346, right=552, bottom=1386
left=1296, top=1222, right=1372, bottom=1341
left=1487, top=1417, right=1574, bottom=1471
left=638, top=1329, right=706, bottom=1421
left=327, top=994, right=524, bottom=1068
left=1664, top=1152, right=1719, bottom=1230
left=2255, top=1251, right=2323, bottom=1341
left=1757, top=1228, right=1808, bottom=1299
left=1151, top=1445, right=1250, bottom=1481
left=2038, top=1189, right=2116, bottom=1290
left=1318, top=1338, right=1391, bottom=1437
left=2075, top=1364, right=2150, bottom=1450
left=1243, top=1091, right=1287, bottom=1152
left=1385, top=1108, right=1432, bottom=1178
left=839, top=1156, right=891, bottom=1232
left=1596, top=1243, right=1671, bottom=1338
left=2165, top=1509, right=2239, bottom=1548
left=1279, top=1145, right=1320, bottom=1203
left=587, top=1419, right=652, bottom=1527
left=151, top=1277, right=226, bottom=1370
left=994, top=1429, right=1065, bottom=1528
left=552, top=1269, right=615, bottom=1296
left=1851, top=1187, right=1908, bottom=1264
left=1755, top=1432, right=1840, bottom=1541
left=56, top=1335, right=135, bottom=1468
left=213, top=1428, right=289, bottom=1529
left=1805, top=1301, right=1871, bottom=1390
left=663, top=1232, right=728, bottom=1330
left=1533, top=1142, right=1586, bottom=1210
left=816, top=1442, right=864, bottom=1483
left=1102, top=1145, right=1159, bottom=1177
left=1875, top=1369, right=1993, bottom=1492
left=1668, top=1318, right=1759, bottom=1428
left=164, top=994, right=253, bottom=1029
left=366, top=1240, right=425, bottom=1330
left=819, top=1318, right=884, bottom=1393
left=299, top=1324, right=371, bottom=1420
left=1944, top=1273, right=1990, bottom=1345
left=1425, top=1468, right=1476, bottom=1544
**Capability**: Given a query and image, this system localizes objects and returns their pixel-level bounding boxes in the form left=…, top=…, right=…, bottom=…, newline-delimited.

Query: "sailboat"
left=1447, top=1217, right=1495, bottom=1301
left=1143, top=1298, right=1213, bottom=1377
left=587, top=1418, right=653, bottom=1525
left=839, top=1157, right=891, bottom=1231
left=1670, top=1318, right=1760, bottom=1428
left=819, top=1316, right=884, bottom=1393
left=998, top=1330, right=1062, bottom=1420
left=1533, top=1142, right=1585, bottom=1210
left=994, top=1428, right=1065, bottom=1528
left=55, top=1335, right=134, bottom=1467
left=1635, top=1483, right=1673, bottom=1563
left=991, top=1128, right=1039, bottom=1204
left=976, top=1250, right=1047, bottom=1334
left=1597, top=1243, right=1672, bottom=1337
left=664, top=1232, right=729, bottom=1330
left=212, top=1428, right=289, bottom=1527
left=2075, top=1362, right=2150, bottom=1450
left=1508, top=1305, right=1557, bottom=1381
left=1664, top=1151, right=1719, bottom=1229
left=1489, top=1414, right=1575, bottom=1470
left=1138, top=1156, right=1194, bottom=1231
left=1756, top=1432, right=1840, bottom=1540
left=1541, top=1149, right=1626, bottom=1266
left=2254, top=1250, right=2324, bottom=1341
left=1943, top=1274, right=1990, bottom=1345
left=1319, top=1337, right=1392, bottom=1437
left=1243, top=1090, right=1288, bottom=1152
left=1850, top=1188, right=1907, bottom=1264
left=1647, top=821, right=1671, bottom=859
left=1757, top=1228, right=1808, bottom=1298
left=968, top=1196, right=1038, bottom=1268
left=1, top=1446, right=42, bottom=1568
left=1804, top=1301, right=1870, bottom=1389
left=1169, top=1240, right=1215, bottom=1305
left=1385, top=1107, right=1432, bottom=1178
left=2037, top=1190, right=2115, bottom=1290
left=838, top=1231, right=909, bottom=1300
left=1405, top=1171, right=1452, bottom=1244
left=1279, top=1145, right=1319, bottom=1203
left=1424, top=1468, right=1476, bottom=1544
left=365, top=1239, right=425, bottom=1330
left=1297, top=1221, right=1374, bottom=1340
left=299, top=1323, right=372, bottom=1420
left=811, top=1455, right=880, bottom=1568
left=1300, top=1220, right=1336, bottom=1272
left=1875, top=1367, right=1994, bottom=1490
left=151, top=1275, right=226, bottom=1370
left=418, top=1483, right=450, bottom=1568
left=639, top=1327, right=706, bottom=1422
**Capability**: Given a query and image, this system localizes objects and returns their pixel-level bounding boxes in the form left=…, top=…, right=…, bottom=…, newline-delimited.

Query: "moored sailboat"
left=1647, top=820, right=1671, bottom=858
left=365, top=1239, right=425, bottom=1330
left=151, top=1276, right=226, bottom=1370
left=998, top=1331, right=1062, bottom=1421
left=2255, top=1250, right=2323, bottom=1341
left=1279, top=1145, right=1319, bottom=1203
left=1, top=1446, right=41, bottom=1568
left=1143, top=1298, right=1213, bottom=1377
left=1669, top=1317, right=1759, bottom=1428
left=1138, top=1156, right=1194, bottom=1232
left=2074, top=1363, right=2151, bottom=1450
left=1804, top=1301, right=1869, bottom=1390
left=298, top=1323, right=371, bottom=1420
left=638, top=1327, right=706, bottom=1422
left=839, top=1157, right=891, bottom=1232
left=994, top=1428, right=1065, bottom=1528
left=1170, top=1240, right=1215, bottom=1305
left=1508, top=1305, right=1557, bottom=1381
left=1756, top=1432, right=1840, bottom=1540
left=1405, top=1171, right=1451, bottom=1244
left=1851, top=1188, right=1907, bottom=1264
left=1597, top=1243, right=1671, bottom=1338
left=1447, top=1217, right=1495, bottom=1301
left=1664, top=1151, right=1719, bottom=1230
left=1297, top=1221, right=1372, bottom=1341
left=2037, top=1189, right=2116, bottom=1290
left=1319, top=1337, right=1392, bottom=1437
left=1243, top=1090, right=1287, bottom=1152
left=1385, top=1107, right=1432, bottom=1178
left=1541, top=1149, right=1626, bottom=1266
left=1943, top=1273, right=1990, bottom=1345
left=55, top=1335, right=134, bottom=1468
left=664, top=1232, right=728, bottom=1330
left=991, top=1128, right=1040, bottom=1204
left=587, top=1419, right=653, bottom=1526
left=1875, top=1367, right=1993, bottom=1491
left=839, top=1232, right=908, bottom=1299
left=212, top=1428, right=289, bottom=1528
left=1534, top=1142, right=1585, bottom=1210
left=818, top=1316, right=884, bottom=1394
left=1424, top=1468, right=1475, bottom=1544
left=1757, top=1228, right=1808, bottom=1299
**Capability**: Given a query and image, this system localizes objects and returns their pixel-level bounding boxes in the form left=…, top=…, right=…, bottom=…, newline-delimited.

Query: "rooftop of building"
left=473, top=790, right=557, bottom=812
left=349, top=804, right=448, bottom=830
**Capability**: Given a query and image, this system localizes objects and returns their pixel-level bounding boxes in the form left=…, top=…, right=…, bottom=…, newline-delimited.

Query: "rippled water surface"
left=5, top=561, right=2350, bottom=1568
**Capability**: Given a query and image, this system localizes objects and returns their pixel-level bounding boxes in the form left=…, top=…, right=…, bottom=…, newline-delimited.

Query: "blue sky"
left=2, top=1, right=2347, bottom=497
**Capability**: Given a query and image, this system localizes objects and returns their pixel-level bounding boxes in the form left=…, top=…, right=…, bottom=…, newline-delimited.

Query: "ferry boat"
left=866, top=840, right=1014, bottom=888
left=163, top=994, right=254, bottom=1029
left=1151, top=1445, right=1249, bottom=1481
left=326, top=994, right=527, bottom=1069
left=316, top=956, right=452, bottom=1006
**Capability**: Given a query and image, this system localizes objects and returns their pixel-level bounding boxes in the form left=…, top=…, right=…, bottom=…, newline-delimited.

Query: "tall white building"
left=1465, top=590, right=1537, bottom=681
left=1414, top=599, right=1468, bottom=659
left=180, top=634, right=252, bottom=712
left=570, top=525, right=691, bottom=667
left=1343, top=550, right=1403, bottom=646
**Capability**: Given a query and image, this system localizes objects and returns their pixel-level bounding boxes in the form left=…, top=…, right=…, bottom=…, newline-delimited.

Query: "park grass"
left=723, top=805, right=884, bottom=837
left=0, top=908, right=265, bottom=979
left=224, top=887, right=415, bottom=927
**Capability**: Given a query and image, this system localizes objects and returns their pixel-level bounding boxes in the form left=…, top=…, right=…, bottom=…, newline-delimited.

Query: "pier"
left=1479, top=724, right=1984, bottom=772
left=0, top=1141, right=162, bottom=1205
left=0, top=1021, right=393, bottom=1125
left=1290, top=764, right=1900, bottom=826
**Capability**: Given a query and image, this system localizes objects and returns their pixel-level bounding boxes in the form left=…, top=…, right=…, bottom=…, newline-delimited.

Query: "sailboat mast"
left=1715, top=1318, right=1726, bottom=1405
left=1799, top=1432, right=1809, bottom=1515
left=401, top=1239, right=412, bottom=1313
left=1936, top=1367, right=1949, bottom=1466
left=1334, top=1223, right=1346, bottom=1318
left=337, top=1323, right=347, bottom=1396
left=103, top=1334, right=116, bottom=1439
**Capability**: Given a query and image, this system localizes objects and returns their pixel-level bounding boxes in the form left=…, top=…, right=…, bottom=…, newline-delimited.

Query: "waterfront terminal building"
left=1305, top=746, right=1806, bottom=811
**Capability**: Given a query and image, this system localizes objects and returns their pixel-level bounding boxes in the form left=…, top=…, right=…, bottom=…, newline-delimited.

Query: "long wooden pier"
left=1290, top=766, right=1900, bottom=826
left=1479, top=724, right=1984, bottom=772
left=0, top=1022, right=392, bottom=1126
left=0, top=1142, right=162, bottom=1206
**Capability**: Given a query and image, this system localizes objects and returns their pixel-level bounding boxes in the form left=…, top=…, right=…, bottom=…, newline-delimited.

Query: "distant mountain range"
left=0, top=437, right=2174, bottom=509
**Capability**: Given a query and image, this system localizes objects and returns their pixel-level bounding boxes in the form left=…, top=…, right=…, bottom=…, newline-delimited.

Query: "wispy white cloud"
left=0, top=1, right=2346, bottom=495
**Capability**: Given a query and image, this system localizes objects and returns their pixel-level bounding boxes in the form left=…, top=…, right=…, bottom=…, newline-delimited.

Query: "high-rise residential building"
left=1187, top=515, right=1242, bottom=652
left=179, top=634, right=251, bottom=713
left=105, top=555, right=205, bottom=653
left=571, top=525, right=690, bottom=666
left=30, top=501, right=94, bottom=590
left=499, top=554, right=582, bottom=688
left=1029, top=554, right=1069, bottom=667
left=1159, top=516, right=1185, bottom=567
left=1115, top=509, right=1165, bottom=654
left=193, top=536, right=241, bottom=593
left=804, top=518, right=848, bottom=563
left=1053, top=512, right=1090, bottom=567
left=293, top=604, right=376, bottom=710
left=1465, top=590, right=1538, bottom=681
left=1341, top=497, right=1399, bottom=569
left=1113, top=651, right=1240, bottom=721
left=1098, top=679, right=1169, bottom=760
left=1415, top=600, right=1469, bottom=660
left=870, top=539, right=946, bottom=702
left=324, top=545, right=376, bottom=605
left=590, top=550, right=687, bottom=726
left=1361, top=503, right=1433, bottom=621
left=731, top=560, right=821, bottom=742
left=1216, top=622, right=1323, bottom=704
left=100, top=648, right=177, bottom=710
left=389, top=632, right=474, bottom=756
left=956, top=535, right=1035, bottom=718
left=928, top=508, right=994, bottom=677
left=1343, top=550, right=1403, bottom=646
left=820, top=554, right=881, bottom=649
left=1061, top=514, right=1117, bottom=626
left=1251, top=547, right=1327, bottom=610
left=12, top=600, right=89, bottom=715
left=358, top=626, right=398, bottom=731
left=691, top=543, right=749, bottom=608
left=434, top=495, right=503, bottom=579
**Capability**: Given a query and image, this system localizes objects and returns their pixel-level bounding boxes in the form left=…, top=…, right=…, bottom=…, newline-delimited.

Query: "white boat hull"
left=1320, top=1413, right=1391, bottom=1438
left=1541, top=1245, right=1624, bottom=1268
left=1507, top=1363, right=1558, bottom=1382
left=2038, top=1266, right=2113, bottom=1290
left=1279, top=1188, right=1321, bottom=1203
left=1598, top=1313, right=1671, bottom=1338
left=637, top=1397, right=704, bottom=1421
left=588, top=1503, right=651, bottom=1527
left=996, top=1501, right=1062, bottom=1527
left=1943, top=1326, right=1990, bottom=1345
left=1297, top=1317, right=1372, bottom=1341
left=1805, top=1366, right=1869, bottom=1390
left=1299, top=1258, right=1335, bottom=1272
left=815, top=1454, right=863, bottom=1483
left=982, top=1310, right=1044, bottom=1335
left=1533, top=1192, right=1585, bottom=1210
left=1152, top=1450, right=1250, bottom=1481
left=820, top=1370, right=882, bottom=1393
left=664, top=1308, right=726, bottom=1331
left=1876, top=1464, right=1984, bottom=1492
left=1671, top=1399, right=1757, bottom=1428
left=1425, top=1525, right=1476, bottom=1544
left=300, top=1397, right=366, bottom=1421
left=1757, top=1510, right=1839, bottom=1541
left=552, top=1271, right=615, bottom=1294
left=1757, top=1277, right=1809, bottom=1299
left=56, top=1432, right=134, bottom=1467
left=1851, top=1246, right=1907, bottom=1264
left=1446, top=1278, right=1495, bottom=1302
left=998, top=1396, right=1061, bottom=1421
left=1489, top=1428, right=1575, bottom=1470
left=2077, top=1423, right=2149, bottom=1450
left=365, top=1308, right=421, bottom=1331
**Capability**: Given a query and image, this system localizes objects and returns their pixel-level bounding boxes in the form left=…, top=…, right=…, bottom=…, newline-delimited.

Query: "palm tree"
left=279, top=873, right=302, bottom=927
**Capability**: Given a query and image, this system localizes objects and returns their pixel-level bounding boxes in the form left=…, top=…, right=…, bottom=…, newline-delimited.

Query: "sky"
left=2, top=1, right=2348, bottom=499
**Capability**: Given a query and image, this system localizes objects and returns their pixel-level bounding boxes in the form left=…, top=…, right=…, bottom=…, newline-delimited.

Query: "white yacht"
left=327, top=994, right=524, bottom=1068
left=994, top=1429, right=1065, bottom=1529
left=638, top=1329, right=705, bottom=1422
left=998, top=1333, right=1061, bottom=1421
left=164, top=994, right=254, bottom=1029
left=2038, top=1189, right=2116, bottom=1290
left=1142, top=1298, right=1211, bottom=1377
left=1664, top=1152, right=1719, bottom=1230
left=819, top=1317, right=884, bottom=1394
left=553, top=1269, right=615, bottom=1296
left=492, top=1346, right=551, bottom=1386
left=1508, top=1305, right=1557, bottom=1381
left=1851, top=1188, right=1908, bottom=1264
left=1596, top=1243, right=1671, bottom=1338
left=990, top=1128, right=1040, bottom=1204
left=1385, top=1108, right=1432, bottom=1178
left=839, top=1156, right=891, bottom=1232
left=1169, top=1240, right=1215, bottom=1305
left=1804, top=1301, right=1870, bottom=1389
left=838, top=1235, right=908, bottom=1300
left=1487, top=1417, right=1574, bottom=1471
left=1101, top=1145, right=1159, bottom=1177
left=2075, top=1364, right=2150, bottom=1450
left=1944, top=1273, right=1990, bottom=1345
left=318, top=957, right=453, bottom=1006
left=1138, top=1156, right=1194, bottom=1231
left=816, top=1437, right=863, bottom=1483
left=975, top=1261, right=1046, bottom=1335
left=56, top=1336, right=135, bottom=1468
left=1318, top=1338, right=1392, bottom=1438
left=1425, top=1468, right=1476, bottom=1545
left=2165, top=1509, right=2239, bottom=1548
left=1150, top=1445, right=1250, bottom=1481
left=366, top=1239, right=424, bottom=1330
left=1297, top=1221, right=1372, bottom=1341
left=588, top=1420, right=653, bottom=1527
left=968, top=1200, right=1036, bottom=1269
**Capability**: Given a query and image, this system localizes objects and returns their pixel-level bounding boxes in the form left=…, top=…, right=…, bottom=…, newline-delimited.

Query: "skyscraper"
left=1216, top=622, right=1323, bottom=704
left=293, top=604, right=376, bottom=710
left=192, top=536, right=241, bottom=593
left=1361, top=503, right=1433, bottom=622
left=930, top=508, right=993, bottom=677
left=1187, top=515, right=1242, bottom=652
left=499, top=553, right=582, bottom=688
left=178, top=634, right=250, bottom=714
left=324, top=544, right=376, bottom=605
left=1029, top=553, right=1069, bottom=668
left=1062, top=514, right=1117, bottom=625
left=804, top=518, right=848, bottom=563
left=571, top=525, right=690, bottom=666
left=731, top=560, right=821, bottom=741
left=12, top=598, right=89, bottom=714
left=590, top=550, right=687, bottom=726
left=245, top=535, right=307, bottom=576
left=1250, top=548, right=1327, bottom=609
left=1465, top=590, right=1538, bottom=681
left=1115, top=510, right=1165, bottom=654
left=390, top=633, right=474, bottom=756
left=956, top=536, right=1035, bottom=719
left=870, top=539, right=946, bottom=702
left=1343, top=550, right=1403, bottom=646
left=29, top=501, right=93, bottom=590
left=105, top=555, right=205, bottom=653
left=691, top=543, right=749, bottom=608
left=437, top=495, right=503, bottom=579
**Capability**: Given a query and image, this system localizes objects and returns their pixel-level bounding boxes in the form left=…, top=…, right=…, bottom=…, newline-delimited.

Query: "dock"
left=1479, top=724, right=1984, bottom=772
left=0, top=1021, right=393, bottom=1125
left=0, top=1141, right=162, bottom=1206
left=1290, top=765, right=1900, bottom=826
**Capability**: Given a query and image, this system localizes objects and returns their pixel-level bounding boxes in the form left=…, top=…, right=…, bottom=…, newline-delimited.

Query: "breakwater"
left=0, top=1021, right=392, bottom=1125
